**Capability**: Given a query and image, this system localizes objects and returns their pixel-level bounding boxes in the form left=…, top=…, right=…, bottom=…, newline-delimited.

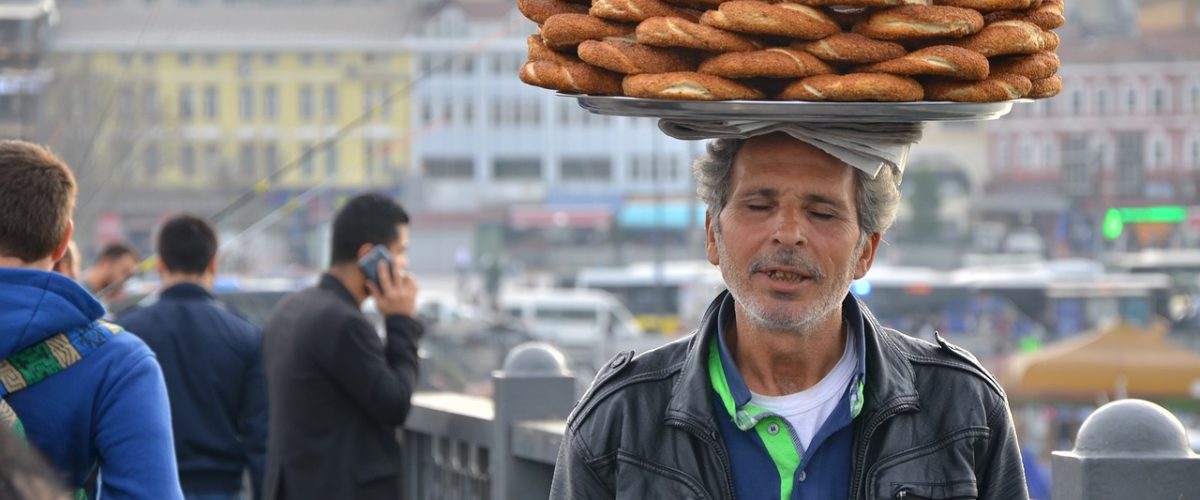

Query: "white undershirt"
left=748, top=332, right=858, bottom=451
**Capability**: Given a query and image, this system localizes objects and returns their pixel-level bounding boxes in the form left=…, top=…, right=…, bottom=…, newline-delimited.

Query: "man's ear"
left=356, top=243, right=374, bottom=261
left=51, top=220, right=74, bottom=263
left=854, top=232, right=882, bottom=280
left=207, top=254, right=218, bottom=276
left=705, top=211, right=719, bottom=266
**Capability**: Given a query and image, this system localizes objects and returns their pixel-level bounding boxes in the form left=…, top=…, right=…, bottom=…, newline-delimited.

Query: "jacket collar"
left=319, top=273, right=359, bottom=308
left=665, top=290, right=919, bottom=430
left=159, top=282, right=215, bottom=301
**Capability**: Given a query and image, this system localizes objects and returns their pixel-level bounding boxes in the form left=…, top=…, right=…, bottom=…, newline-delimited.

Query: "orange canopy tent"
left=997, top=320, right=1200, bottom=401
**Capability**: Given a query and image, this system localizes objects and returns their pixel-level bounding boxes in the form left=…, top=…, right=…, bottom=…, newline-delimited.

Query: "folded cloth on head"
left=658, top=120, right=924, bottom=179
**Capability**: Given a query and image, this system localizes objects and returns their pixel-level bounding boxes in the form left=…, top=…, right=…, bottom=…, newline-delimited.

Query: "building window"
left=263, top=53, right=278, bottom=65
left=205, top=144, right=221, bottom=173
left=1042, top=141, right=1055, bottom=170
left=364, top=141, right=376, bottom=177
left=299, top=53, right=314, bottom=66
left=324, top=53, right=338, bottom=66
left=264, top=142, right=277, bottom=175
left=461, top=100, right=473, bottom=125
left=1190, top=140, right=1200, bottom=169
left=424, top=157, right=474, bottom=179
left=519, top=98, right=540, bottom=126
left=179, top=53, right=192, bottom=66
left=1116, top=132, right=1144, bottom=196
left=1062, top=133, right=1090, bottom=196
left=379, top=84, right=392, bottom=119
left=239, top=85, right=254, bottom=119
left=119, top=53, right=132, bottom=67
left=325, top=143, right=337, bottom=177
left=1125, top=87, right=1138, bottom=114
left=204, top=53, right=218, bottom=66
left=323, top=85, right=338, bottom=120
left=178, top=85, right=194, bottom=121
left=562, top=158, right=612, bottom=182
left=299, top=85, right=313, bottom=120
left=996, top=138, right=1011, bottom=170
left=240, top=143, right=256, bottom=179
left=1097, top=87, right=1109, bottom=115
left=1191, top=84, right=1200, bottom=113
left=1021, top=141, right=1034, bottom=168
left=142, top=52, right=156, bottom=66
left=143, top=83, right=159, bottom=117
left=143, top=145, right=159, bottom=181
left=204, top=84, right=218, bottom=120
left=300, top=143, right=315, bottom=177
left=1070, top=89, right=1082, bottom=115
left=180, top=145, right=195, bottom=177
left=420, top=99, right=433, bottom=125
left=1154, top=87, right=1167, bottom=113
left=1151, top=139, right=1167, bottom=169
left=238, top=53, right=253, bottom=75
left=494, top=158, right=541, bottom=180
left=263, top=85, right=278, bottom=120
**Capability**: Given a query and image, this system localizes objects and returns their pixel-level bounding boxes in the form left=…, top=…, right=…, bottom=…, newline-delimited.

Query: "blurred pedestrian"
left=0, top=139, right=182, bottom=499
left=117, top=214, right=267, bottom=500
left=52, top=239, right=80, bottom=280
left=81, top=241, right=140, bottom=303
left=262, top=193, right=421, bottom=500
left=0, top=426, right=71, bottom=500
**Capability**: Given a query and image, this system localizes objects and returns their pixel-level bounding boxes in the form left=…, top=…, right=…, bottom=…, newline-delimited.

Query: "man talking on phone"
left=262, top=193, right=422, bottom=500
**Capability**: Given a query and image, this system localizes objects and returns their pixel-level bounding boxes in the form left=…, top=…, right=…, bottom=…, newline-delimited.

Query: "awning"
left=997, top=320, right=1200, bottom=401
left=509, top=206, right=611, bottom=230
left=618, top=201, right=706, bottom=230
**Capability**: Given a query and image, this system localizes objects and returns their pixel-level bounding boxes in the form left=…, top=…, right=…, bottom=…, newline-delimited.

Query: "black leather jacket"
left=550, top=292, right=1028, bottom=499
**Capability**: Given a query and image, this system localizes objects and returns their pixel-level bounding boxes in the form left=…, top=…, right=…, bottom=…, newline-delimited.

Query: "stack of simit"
left=516, top=0, right=1065, bottom=101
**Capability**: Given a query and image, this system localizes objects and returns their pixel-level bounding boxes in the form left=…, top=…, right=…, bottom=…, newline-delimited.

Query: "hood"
left=0, top=268, right=105, bottom=357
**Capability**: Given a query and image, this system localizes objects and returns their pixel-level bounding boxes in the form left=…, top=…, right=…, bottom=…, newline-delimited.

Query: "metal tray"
left=567, top=94, right=1026, bottom=122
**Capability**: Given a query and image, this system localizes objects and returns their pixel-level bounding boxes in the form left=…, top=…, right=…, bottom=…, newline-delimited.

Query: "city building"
left=0, top=0, right=56, bottom=140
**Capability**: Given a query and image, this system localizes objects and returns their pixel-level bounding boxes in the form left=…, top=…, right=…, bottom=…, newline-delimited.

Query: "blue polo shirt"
left=709, top=293, right=867, bottom=500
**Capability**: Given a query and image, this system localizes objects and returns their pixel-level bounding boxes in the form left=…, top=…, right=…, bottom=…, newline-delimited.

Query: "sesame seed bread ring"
left=804, top=0, right=930, bottom=7
left=777, top=73, right=924, bottom=101
left=527, top=35, right=583, bottom=65
left=859, top=45, right=988, bottom=80
left=1040, top=28, right=1059, bottom=50
left=988, top=51, right=1058, bottom=80
left=824, top=6, right=873, bottom=29
left=660, top=0, right=725, bottom=8
left=799, top=33, right=908, bottom=64
left=984, top=0, right=1065, bottom=29
left=950, top=20, right=1051, bottom=56
left=1028, top=74, right=1061, bottom=98
left=591, top=0, right=702, bottom=23
left=623, top=71, right=766, bottom=100
left=519, top=60, right=624, bottom=95
left=517, top=0, right=589, bottom=24
left=924, top=73, right=1031, bottom=101
left=853, top=5, right=985, bottom=40
left=698, top=1, right=841, bottom=40
left=578, top=38, right=700, bottom=74
left=933, top=0, right=1035, bottom=13
left=637, top=16, right=763, bottom=53
left=541, top=14, right=636, bottom=50
left=699, top=47, right=835, bottom=79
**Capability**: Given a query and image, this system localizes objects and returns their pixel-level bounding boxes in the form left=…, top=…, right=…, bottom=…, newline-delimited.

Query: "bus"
left=1107, top=249, right=1200, bottom=332
left=576, top=260, right=726, bottom=334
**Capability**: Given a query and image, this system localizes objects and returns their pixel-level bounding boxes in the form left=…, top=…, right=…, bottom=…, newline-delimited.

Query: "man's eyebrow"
left=738, top=188, right=778, bottom=199
left=804, top=194, right=849, bottom=210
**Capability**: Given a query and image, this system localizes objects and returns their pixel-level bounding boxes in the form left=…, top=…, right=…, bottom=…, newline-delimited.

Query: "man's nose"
left=772, top=211, right=808, bottom=247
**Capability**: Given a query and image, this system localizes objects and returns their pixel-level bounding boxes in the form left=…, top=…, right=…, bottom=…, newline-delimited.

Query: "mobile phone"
left=357, top=244, right=393, bottom=287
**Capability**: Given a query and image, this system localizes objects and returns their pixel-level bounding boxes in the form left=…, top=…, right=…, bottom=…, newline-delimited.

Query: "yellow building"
left=41, top=4, right=417, bottom=257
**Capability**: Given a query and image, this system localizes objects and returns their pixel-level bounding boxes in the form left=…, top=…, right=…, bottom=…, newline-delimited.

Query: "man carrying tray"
left=550, top=119, right=1029, bottom=499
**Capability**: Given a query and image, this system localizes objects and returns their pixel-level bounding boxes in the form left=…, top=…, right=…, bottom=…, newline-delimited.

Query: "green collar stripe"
left=709, top=337, right=802, bottom=500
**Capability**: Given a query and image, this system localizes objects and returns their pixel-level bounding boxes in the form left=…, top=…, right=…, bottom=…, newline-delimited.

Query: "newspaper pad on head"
left=658, top=120, right=925, bottom=181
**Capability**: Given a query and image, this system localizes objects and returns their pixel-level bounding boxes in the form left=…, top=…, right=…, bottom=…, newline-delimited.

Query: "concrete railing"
left=401, top=343, right=1200, bottom=500
left=399, top=342, right=574, bottom=500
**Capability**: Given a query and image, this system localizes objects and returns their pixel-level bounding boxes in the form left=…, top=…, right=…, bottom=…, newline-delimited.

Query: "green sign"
left=1102, top=205, right=1189, bottom=240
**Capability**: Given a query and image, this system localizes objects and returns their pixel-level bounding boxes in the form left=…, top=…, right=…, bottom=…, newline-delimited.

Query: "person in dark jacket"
left=551, top=131, right=1029, bottom=499
left=118, top=214, right=268, bottom=500
left=261, top=193, right=422, bottom=500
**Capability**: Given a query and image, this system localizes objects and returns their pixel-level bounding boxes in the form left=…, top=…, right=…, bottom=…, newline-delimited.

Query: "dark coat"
left=550, top=291, right=1029, bottom=500
left=262, top=274, right=423, bottom=500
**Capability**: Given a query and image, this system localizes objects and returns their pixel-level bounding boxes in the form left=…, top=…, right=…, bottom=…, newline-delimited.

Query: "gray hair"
left=693, top=138, right=902, bottom=240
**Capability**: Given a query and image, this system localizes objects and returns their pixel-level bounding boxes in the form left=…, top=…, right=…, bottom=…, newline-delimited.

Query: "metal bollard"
left=1052, top=399, right=1200, bottom=500
left=490, top=342, right=576, bottom=500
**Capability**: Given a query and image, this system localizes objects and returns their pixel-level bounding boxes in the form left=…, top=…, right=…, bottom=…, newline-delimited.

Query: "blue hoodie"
left=0, top=268, right=183, bottom=500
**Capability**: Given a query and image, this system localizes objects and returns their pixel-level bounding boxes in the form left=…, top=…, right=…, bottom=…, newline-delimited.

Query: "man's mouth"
left=764, top=270, right=810, bottom=282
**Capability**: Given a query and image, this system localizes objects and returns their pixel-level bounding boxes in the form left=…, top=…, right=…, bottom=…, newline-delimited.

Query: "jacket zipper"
left=849, top=401, right=919, bottom=500
left=667, top=417, right=737, bottom=500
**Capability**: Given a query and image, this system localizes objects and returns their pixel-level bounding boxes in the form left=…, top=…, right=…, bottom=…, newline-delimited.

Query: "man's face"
left=103, top=254, right=139, bottom=288
left=706, top=134, right=879, bottom=334
left=387, top=225, right=410, bottom=272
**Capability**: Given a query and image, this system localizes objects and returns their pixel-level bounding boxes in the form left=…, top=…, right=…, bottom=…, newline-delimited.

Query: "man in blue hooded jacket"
left=0, top=140, right=183, bottom=499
